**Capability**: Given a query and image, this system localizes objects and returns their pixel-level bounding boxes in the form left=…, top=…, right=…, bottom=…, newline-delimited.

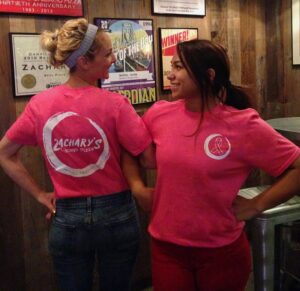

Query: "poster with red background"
left=159, top=28, right=198, bottom=90
left=0, top=0, right=83, bottom=16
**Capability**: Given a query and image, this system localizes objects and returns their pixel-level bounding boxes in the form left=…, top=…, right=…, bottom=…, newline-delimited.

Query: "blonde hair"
left=40, top=18, right=103, bottom=69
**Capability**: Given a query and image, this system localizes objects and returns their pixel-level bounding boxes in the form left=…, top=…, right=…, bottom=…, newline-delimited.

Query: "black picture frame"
left=94, top=18, right=157, bottom=105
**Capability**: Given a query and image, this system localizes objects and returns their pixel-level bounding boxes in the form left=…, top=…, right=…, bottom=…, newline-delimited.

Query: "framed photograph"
left=152, top=0, right=205, bottom=16
left=94, top=18, right=156, bottom=105
left=0, top=0, right=83, bottom=16
left=292, top=0, right=300, bottom=64
left=9, top=33, right=69, bottom=98
left=159, top=28, right=198, bottom=90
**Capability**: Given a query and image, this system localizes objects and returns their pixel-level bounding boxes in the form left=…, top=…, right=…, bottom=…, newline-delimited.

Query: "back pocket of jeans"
left=48, top=216, right=77, bottom=256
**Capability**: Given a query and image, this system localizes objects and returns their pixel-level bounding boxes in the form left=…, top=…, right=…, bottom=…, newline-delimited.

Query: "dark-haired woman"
left=141, top=39, right=300, bottom=291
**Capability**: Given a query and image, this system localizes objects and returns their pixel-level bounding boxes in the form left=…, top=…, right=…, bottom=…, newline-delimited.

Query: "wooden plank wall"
left=0, top=0, right=300, bottom=290
left=265, top=0, right=300, bottom=118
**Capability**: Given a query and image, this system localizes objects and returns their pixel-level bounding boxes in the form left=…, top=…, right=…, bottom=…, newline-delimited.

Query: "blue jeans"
left=48, top=190, right=140, bottom=291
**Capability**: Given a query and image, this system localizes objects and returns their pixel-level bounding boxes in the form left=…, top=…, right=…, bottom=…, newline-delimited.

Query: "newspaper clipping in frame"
left=95, top=18, right=156, bottom=105
left=10, top=34, right=69, bottom=97
left=160, top=28, right=198, bottom=91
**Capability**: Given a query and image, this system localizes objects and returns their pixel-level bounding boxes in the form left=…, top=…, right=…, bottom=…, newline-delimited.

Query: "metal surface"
left=267, top=117, right=300, bottom=142
left=239, top=187, right=300, bottom=291
left=240, top=117, right=300, bottom=290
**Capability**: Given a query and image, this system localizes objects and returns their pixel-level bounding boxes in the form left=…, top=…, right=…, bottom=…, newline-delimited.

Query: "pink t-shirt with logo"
left=6, top=85, right=151, bottom=198
left=143, top=100, right=300, bottom=248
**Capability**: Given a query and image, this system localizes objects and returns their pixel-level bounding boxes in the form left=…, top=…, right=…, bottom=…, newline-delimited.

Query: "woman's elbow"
left=139, top=143, right=156, bottom=169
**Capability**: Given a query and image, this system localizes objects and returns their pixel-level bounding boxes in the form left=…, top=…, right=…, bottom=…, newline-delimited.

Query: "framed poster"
left=152, top=0, right=205, bottom=16
left=9, top=33, right=69, bottom=97
left=159, top=28, right=198, bottom=90
left=292, top=0, right=300, bottom=65
left=94, top=18, right=156, bottom=105
left=0, top=0, right=83, bottom=16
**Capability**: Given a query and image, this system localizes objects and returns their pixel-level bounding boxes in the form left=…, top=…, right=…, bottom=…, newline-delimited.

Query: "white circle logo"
left=204, top=134, right=231, bottom=160
left=43, top=112, right=110, bottom=177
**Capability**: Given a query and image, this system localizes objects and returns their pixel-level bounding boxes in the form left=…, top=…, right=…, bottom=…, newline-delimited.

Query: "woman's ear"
left=76, top=56, right=90, bottom=70
left=207, top=68, right=216, bottom=81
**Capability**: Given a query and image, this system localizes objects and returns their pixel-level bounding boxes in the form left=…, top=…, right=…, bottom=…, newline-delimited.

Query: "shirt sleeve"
left=115, top=97, right=152, bottom=156
left=6, top=99, right=37, bottom=146
left=142, top=101, right=164, bottom=136
left=243, top=110, right=300, bottom=177
left=141, top=106, right=153, bottom=135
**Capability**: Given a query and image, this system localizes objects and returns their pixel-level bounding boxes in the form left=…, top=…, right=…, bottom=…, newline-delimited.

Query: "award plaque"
left=9, top=33, right=69, bottom=97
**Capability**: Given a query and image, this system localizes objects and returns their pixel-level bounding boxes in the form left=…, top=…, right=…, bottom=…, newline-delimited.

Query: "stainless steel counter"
left=239, top=187, right=300, bottom=291
left=241, top=117, right=300, bottom=291
left=267, top=117, right=300, bottom=142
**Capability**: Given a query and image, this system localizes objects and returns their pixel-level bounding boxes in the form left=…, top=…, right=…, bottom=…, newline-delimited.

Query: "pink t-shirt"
left=143, top=100, right=300, bottom=248
left=6, top=84, right=151, bottom=198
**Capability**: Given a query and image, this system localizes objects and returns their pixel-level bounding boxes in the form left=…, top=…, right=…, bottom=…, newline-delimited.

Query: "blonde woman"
left=0, top=18, right=152, bottom=291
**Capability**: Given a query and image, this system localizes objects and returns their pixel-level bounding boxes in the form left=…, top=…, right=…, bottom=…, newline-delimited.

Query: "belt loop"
left=87, top=197, right=92, bottom=212
left=85, top=197, right=92, bottom=224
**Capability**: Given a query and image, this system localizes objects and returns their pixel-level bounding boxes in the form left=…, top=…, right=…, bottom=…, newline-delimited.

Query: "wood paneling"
left=1, top=0, right=300, bottom=290
left=0, top=14, right=26, bottom=291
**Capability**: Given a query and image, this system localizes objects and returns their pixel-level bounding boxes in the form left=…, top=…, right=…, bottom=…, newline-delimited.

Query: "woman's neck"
left=65, top=72, right=96, bottom=88
left=184, top=95, right=219, bottom=112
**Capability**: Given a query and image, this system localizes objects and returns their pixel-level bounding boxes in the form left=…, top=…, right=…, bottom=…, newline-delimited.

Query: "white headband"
left=64, top=24, right=98, bottom=69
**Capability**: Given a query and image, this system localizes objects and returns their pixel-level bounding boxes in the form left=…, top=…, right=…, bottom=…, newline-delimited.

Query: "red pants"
left=151, top=232, right=252, bottom=291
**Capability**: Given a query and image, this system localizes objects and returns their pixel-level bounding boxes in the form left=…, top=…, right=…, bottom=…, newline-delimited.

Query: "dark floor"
left=141, top=273, right=254, bottom=291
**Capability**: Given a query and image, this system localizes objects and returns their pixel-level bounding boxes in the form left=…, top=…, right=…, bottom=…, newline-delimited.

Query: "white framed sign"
left=9, top=33, right=69, bottom=97
left=292, top=0, right=300, bottom=65
left=152, top=0, right=205, bottom=16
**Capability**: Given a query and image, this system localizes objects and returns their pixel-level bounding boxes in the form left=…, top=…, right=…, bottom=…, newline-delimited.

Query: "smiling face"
left=167, top=53, right=199, bottom=100
left=87, top=32, right=116, bottom=80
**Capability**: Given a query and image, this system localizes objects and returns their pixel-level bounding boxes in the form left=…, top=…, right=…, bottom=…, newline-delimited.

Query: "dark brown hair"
left=176, top=39, right=252, bottom=116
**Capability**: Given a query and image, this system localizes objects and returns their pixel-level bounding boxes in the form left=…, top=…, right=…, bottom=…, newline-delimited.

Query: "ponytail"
left=224, top=83, right=252, bottom=110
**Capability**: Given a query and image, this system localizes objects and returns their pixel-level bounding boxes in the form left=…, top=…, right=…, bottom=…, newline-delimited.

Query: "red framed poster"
left=0, top=0, right=83, bottom=16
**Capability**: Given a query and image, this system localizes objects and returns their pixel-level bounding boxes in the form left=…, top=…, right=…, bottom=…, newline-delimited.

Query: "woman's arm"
left=233, top=155, right=300, bottom=220
left=121, top=149, right=154, bottom=212
left=139, top=143, right=156, bottom=169
left=0, top=136, right=55, bottom=214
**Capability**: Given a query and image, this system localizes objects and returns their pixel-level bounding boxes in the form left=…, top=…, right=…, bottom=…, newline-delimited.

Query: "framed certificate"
left=0, top=0, right=83, bottom=16
left=292, top=0, right=300, bottom=65
left=94, top=18, right=156, bottom=105
left=159, top=28, right=198, bottom=90
left=152, top=0, right=205, bottom=16
left=9, top=33, right=69, bottom=97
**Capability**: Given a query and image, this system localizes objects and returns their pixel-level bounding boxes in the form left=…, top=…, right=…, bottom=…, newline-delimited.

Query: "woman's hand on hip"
left=36, top=191, right=56, bottom=219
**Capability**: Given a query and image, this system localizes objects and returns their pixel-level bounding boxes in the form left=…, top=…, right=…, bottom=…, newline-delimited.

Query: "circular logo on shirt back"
left=43, top=112, right=110, bottom=177
left=204, top=134, right=231, bottom=160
